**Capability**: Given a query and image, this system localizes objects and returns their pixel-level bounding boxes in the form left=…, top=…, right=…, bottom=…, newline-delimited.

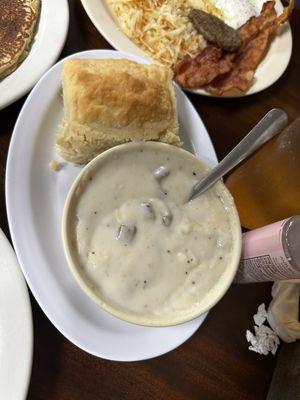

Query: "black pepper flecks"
left=219, top=256, right=223, bottom=260
left=167, top=250, right=171, bottom=253
left=185, top=271, right=188, bottom=275
left=94, top=211, right=97, bottom=214
left=193, top=172, right=196, bottom=176
left=192, top=281, right=195, bottom=285
left=91, top=251, right=95, bottom=254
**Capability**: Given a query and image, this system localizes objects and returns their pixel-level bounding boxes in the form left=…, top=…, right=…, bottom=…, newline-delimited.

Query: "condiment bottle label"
left=235, top=219, right=300, bottom=283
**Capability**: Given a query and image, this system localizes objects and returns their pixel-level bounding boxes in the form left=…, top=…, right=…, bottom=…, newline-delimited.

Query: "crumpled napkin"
left=267, top=280, right=300, bottom=343
left=246, top=304, right=280, bottom=355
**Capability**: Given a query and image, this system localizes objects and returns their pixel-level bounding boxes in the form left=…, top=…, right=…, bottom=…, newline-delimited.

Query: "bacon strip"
left=206, top=30, right=271, bottom=95
left=173, top=0, right=294, bottom=94
left=238, top=1, right=277, bottom=43
left=173, top=46, right=233, bottom=89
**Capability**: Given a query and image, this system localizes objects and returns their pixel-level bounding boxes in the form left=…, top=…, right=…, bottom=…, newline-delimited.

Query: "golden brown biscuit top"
left=62, top=59, right=175, bottom=129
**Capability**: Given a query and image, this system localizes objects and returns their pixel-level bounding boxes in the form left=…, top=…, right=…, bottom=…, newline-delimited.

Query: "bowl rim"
left=62, top=142, right=242, bottom=327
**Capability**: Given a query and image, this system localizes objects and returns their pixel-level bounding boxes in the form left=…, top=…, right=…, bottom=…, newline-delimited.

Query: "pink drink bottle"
left=235, top=216, right=300, bottom=283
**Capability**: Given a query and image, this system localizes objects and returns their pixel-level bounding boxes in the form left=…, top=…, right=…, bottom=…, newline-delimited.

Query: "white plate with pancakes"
left=0, top=229, right=33, bottom=400
left=80, top=0, right=292, bottom=97
left=0, top=0, right=69, bottom=110
left=6, top=49, right=218, bottom=361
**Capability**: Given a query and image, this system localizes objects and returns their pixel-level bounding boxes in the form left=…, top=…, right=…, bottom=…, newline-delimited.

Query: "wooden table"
left=0, top=2, right=299, bottom=399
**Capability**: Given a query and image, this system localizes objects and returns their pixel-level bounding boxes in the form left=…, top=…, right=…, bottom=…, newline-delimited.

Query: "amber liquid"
left=226, top=118, right=300, bottom=229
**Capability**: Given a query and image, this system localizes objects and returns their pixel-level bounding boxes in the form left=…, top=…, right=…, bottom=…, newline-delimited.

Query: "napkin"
left=267, top=280, right=300, bottom=343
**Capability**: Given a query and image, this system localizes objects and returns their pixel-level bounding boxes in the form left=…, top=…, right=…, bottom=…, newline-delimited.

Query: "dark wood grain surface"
left=0, top=2, right=299, bottom=399
left=267, top=340, right=300, bottom=400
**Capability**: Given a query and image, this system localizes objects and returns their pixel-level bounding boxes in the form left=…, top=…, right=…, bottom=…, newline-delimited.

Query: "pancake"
left=0, top=0, right=41, bottom=80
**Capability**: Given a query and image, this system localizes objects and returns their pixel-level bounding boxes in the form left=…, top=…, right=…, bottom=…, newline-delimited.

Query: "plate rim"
left=80, top=0, right=293, bottom=98
left=0, top=229, right=33, bottom=399
left=6, top=49, right=217, bottom=361
left=0, top=0, right=69, bottom=110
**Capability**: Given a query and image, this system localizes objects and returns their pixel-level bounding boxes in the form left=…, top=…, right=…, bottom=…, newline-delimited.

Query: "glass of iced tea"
left=226, top=118, right=300, bottom=230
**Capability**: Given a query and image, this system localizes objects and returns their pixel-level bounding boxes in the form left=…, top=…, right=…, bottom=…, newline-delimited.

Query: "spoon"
left=188, top=108, right=288, bottom=202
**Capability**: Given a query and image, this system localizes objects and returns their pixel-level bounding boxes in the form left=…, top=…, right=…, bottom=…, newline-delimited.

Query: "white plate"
left=6, top=49, right=217, bottom=361
left=0, top=0, right=69, bottom=110
left=81, top=0, right=292, bottom=97
left=0, top=229, right=33, bottom=400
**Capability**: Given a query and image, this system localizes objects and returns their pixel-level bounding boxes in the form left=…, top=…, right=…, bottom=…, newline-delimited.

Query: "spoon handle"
left=188, top=108, right=288, bottom=202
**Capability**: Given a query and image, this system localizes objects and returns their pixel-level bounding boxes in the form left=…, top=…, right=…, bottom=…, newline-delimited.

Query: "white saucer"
left=6, top=49, right=217, bottom=361
left=0, top=229, right=33, bottom=399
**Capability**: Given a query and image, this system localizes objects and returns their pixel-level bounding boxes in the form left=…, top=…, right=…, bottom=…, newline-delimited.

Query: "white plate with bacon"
left=81, top=0, right=293, bottom=97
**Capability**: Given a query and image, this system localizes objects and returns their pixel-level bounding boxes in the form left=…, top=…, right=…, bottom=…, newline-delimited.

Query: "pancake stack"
left=0, top=0, right=41, bottom=80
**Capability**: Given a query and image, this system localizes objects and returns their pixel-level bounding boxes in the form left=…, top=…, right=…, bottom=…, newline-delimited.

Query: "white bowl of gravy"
left=62, top=142, right=241, bottom=326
